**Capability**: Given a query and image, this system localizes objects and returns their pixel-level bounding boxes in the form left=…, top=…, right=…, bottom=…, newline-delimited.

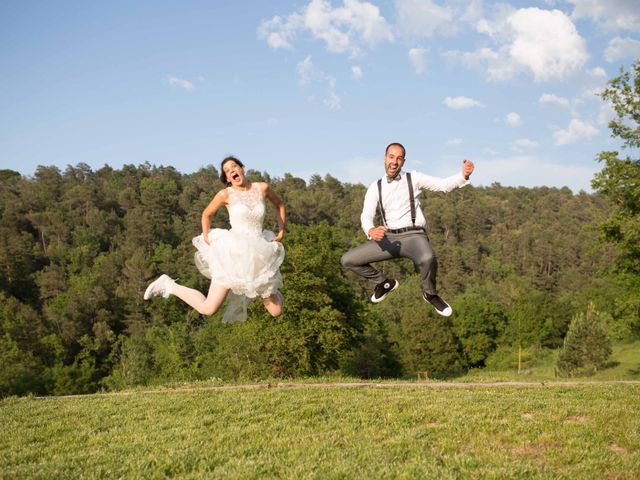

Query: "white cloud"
left=258, top=0, right=393, bottom=57
left=506, top=112, right=522, bottom=127
left=447, top=138, right=463, bottom=146
left=574, top=68, right=610, bottom=113
left=597, top=102, right=615, bottom=127
left=297, top=56, right=315, bottom=86
left=482, top=147, right=499, bottom=155
left=257, top=15, right=300, bottom=49
left=443, top=96, right=483, bottom=109
left=513, top=138, right=539, bottom=148
left=588, top=67, right=608, bottom=79
left=581, top=87, right=604, bottom=101
left=507, top=8, right=588, bottom=82
left=553, top=118, right=599, bottom=145
left=394, top=0, right=455, bottom=38
left=408, top=47, right=427, bottom=74
left=167, top=76, right=195, bottom=92
left=473, top=3, right=514, bottom=39
left=604, top=36, right=640, bottom=62
left=447, top=8, right=588, bottom=82
left=296, top=56, right=341, bottom=110
left=443, top=47, right=516, bottom=82
left=323, top=91, right=342, bottom=110
left=539, top=93, right=570, bottom=108
left=580, top=67, right=609, bottom=99
left=568, top=0, right=640, bottom=33
left=351, top=65, right=363, bottom=79
left=461, top=0, right=484, bottom=24
left=473, top=155, right=598, bottom=192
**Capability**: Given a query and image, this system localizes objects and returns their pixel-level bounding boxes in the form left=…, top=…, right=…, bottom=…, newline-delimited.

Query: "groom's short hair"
left=385, top=142, right=406, bottom=158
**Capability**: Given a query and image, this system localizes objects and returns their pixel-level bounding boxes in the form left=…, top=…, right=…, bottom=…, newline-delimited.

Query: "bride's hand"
left=273, top=230, right=284, bottom=242
left=203, top=233, right=210, bottom=245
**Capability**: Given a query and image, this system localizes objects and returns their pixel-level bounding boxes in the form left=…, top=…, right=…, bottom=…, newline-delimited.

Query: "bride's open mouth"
left=232, top=173, right=241, bottom=182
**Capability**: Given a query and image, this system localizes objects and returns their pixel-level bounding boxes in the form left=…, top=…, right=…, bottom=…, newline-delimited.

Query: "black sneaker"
left=371, top=279, right=399, bottom=303
left=423, top=293, right=452, bottom=317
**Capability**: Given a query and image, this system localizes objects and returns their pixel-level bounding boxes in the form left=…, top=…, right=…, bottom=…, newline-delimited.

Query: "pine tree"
left=556, top=303, right=612, bottom=377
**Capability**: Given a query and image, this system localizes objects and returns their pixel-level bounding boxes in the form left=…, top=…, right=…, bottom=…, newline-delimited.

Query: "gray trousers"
left=340, top=230, right=438, bottom=295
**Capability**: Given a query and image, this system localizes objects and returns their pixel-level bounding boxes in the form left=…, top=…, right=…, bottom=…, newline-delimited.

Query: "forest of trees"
left=1, top=62, right=638, bottom=397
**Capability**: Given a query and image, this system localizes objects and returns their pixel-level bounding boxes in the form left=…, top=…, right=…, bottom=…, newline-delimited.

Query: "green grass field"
left=462, top=341, right=640, bottom=383
left=2, top=382, right=639, bottom=479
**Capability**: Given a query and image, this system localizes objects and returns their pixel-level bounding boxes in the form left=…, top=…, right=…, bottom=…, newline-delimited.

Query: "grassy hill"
left=2, top=381, right=639, bottom=478
left=461, top=341, right=640, bottom=382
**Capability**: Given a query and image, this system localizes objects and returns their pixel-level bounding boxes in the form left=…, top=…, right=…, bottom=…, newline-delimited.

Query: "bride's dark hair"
left=220, top=156, right=245, bottom=185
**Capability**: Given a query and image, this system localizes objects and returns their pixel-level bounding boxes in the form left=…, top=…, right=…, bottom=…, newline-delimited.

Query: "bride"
left=144, top=156, right=285, bottom=321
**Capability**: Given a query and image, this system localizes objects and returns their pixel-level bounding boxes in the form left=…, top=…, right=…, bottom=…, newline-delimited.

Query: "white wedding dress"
left=192, top=183, right=284, bottom=322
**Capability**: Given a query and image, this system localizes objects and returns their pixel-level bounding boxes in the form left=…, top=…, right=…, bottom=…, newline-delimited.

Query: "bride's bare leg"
left=171, top=282, right=229, bottom=316
left=262, top=292, right=283, bottom=317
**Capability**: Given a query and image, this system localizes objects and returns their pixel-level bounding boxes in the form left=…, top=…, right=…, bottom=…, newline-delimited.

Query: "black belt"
left=386, top=226, right=425, bottom=234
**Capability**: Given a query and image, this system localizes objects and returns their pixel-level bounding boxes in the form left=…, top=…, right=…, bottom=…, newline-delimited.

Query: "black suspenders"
left=377, top=178, right=387, bottom=227
left=377, top=172, right=416, bottom=228
left=407, top=172, right=416, bottom=227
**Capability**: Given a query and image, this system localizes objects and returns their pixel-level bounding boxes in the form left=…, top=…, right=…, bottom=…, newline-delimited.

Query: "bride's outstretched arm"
left=265, top=184, right=286, bottom=242
left=201, top=189, right=228, bottom=244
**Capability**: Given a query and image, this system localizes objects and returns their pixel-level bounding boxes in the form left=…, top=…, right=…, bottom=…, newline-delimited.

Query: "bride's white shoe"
left=143, top=274, right=175, bottom=300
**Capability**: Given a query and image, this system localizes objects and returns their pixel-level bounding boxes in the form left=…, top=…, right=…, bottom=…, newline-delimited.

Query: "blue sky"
left=1, top=0, right=639, bottom=192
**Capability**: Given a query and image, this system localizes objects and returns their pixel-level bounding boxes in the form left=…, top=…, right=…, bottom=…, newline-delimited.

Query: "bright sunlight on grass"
left=2, top=383, right=639, bottom=478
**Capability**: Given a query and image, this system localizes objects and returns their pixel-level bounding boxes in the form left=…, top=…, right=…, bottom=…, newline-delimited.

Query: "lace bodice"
left=227, top=183, right=265, bottom=234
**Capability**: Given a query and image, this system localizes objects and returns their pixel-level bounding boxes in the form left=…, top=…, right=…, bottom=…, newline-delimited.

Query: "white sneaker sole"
left=423, top=295, right=453, bottom=317
left=370, top=280, right=399, bottom=303
left=144, top=275, right=171, bottom=300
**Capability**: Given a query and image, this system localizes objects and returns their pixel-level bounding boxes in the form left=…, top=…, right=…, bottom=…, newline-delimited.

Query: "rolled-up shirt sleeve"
left=360, top=183, right=379, bottom=237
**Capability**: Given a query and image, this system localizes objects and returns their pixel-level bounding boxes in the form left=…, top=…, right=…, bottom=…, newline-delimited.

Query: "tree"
left=374, top=274, right=466, bottom=377
left=0, top=159, right=629, bottom=394
left=339, top=310, right=402, bottom=379
left=451, top=286, right=507, bottom=367
left=0, top=293, right=48, bottom=395
left=260, top=222, right=364, bottom=377
left=556, top=303, right=612, bottom=377
left=592, top=59, right=640, bottom=275
left=591, top=59, right=640, bottom=340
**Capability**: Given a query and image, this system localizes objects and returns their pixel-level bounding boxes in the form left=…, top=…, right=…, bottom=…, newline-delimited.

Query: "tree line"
left=0, top=162, right=631, bottom=395
left=1, top=61, right=638, bottom=396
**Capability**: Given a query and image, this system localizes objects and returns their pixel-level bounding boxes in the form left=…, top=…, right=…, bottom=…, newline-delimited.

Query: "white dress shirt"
left=360, top=170, right=470, bottom=236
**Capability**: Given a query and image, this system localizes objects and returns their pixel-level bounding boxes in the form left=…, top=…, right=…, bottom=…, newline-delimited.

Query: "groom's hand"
left=463, top=159, right=474, bottom=180
left=368, top=226, right=387, bottom=241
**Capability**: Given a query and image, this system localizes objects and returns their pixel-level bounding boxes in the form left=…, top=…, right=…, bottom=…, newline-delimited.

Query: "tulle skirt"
left=192, top=228, right=284, bottom=300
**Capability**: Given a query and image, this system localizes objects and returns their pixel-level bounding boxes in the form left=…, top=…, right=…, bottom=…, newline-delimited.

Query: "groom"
left=341, top=142, right=474, bottom=316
